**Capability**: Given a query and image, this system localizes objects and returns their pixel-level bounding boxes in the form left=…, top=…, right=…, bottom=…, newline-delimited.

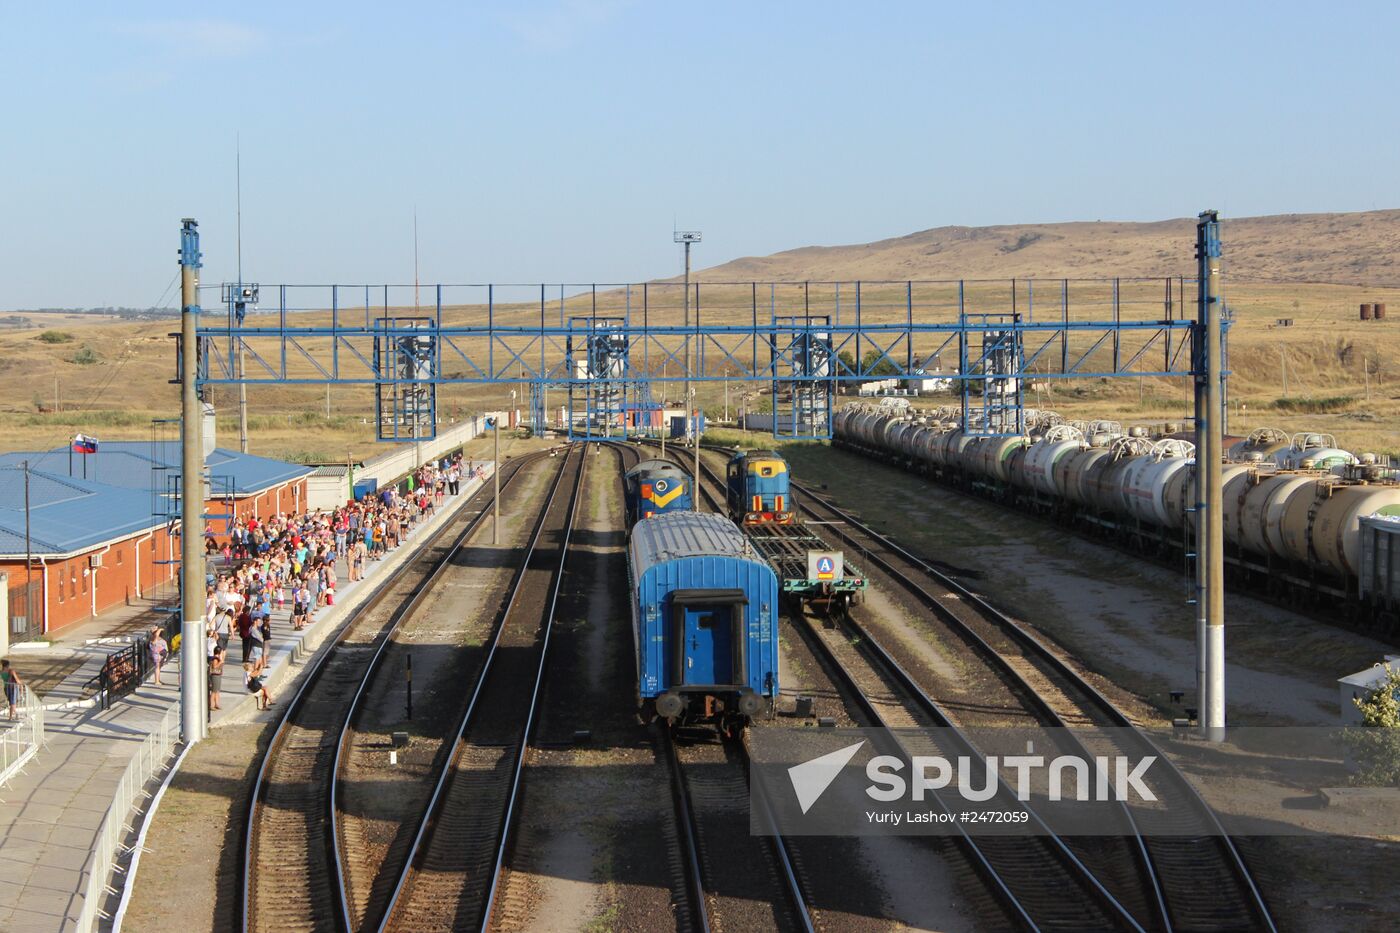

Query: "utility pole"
left=1195, top=210, right=1226, bottom=739
left=23, top=460, right=33, bottom=636
left=1280, top=346, right=1287, bottom=398
left=347, top=447, right=354, bottom=502
left=179, top=219, right=208, bottom=744
left=492, top=415, right=501, bottom=545
left=674, top=231, right=701, bottom=446
left=236, top=143, right=249, bottom=454
left=690, top=388, right=701, bottom=512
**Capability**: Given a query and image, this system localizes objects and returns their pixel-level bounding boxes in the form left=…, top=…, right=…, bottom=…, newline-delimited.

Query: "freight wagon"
left=833, top=402, right=1400, bottom=632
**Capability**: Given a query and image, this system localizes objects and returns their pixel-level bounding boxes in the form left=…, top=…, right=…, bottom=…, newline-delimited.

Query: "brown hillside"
left=693, top=210, right=1400, bottom=285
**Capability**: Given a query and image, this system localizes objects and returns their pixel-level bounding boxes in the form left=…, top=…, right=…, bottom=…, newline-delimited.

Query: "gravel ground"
left=117, top=723, right=273, bottom=932
left=491, top=445, right=682, bottom=933
left=339, top=459, right=556, bottom=928
left=786, top=442, right=1400, bottom=930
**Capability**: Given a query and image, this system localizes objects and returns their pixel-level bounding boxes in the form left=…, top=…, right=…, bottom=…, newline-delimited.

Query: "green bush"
left=1270, top=395, right=1355, bottom=414
left=38, top=330, right=73, bottom=344
left=1344, top=668, right=1400, bottom=787
left=69, top=345, right=100, bottom=365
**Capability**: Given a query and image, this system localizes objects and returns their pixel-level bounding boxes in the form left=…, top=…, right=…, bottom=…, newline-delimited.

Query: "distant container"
left=669, top=413, right=705, bottom=438
left=353, top=478, right=379, bottom=500
left=1361, top=303, right=1374, bottom=320
left=1376, top=302, right=1388, bottom=320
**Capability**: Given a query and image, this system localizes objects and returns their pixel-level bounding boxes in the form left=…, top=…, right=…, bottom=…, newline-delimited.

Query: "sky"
left=2, top=1, right=1398, bottom=309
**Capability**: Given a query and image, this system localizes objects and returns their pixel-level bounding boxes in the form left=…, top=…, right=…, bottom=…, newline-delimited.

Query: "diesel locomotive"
left=725, top=449, right=795, bottom=524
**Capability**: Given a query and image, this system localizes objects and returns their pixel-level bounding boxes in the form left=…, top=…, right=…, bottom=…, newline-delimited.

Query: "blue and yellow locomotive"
left=725, top=449, right=795, bottom=524
left=623, top=458, right=693, bottom=526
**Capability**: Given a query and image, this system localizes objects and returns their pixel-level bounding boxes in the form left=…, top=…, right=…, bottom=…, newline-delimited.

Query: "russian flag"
left=72, top=433, right=99, bottom=454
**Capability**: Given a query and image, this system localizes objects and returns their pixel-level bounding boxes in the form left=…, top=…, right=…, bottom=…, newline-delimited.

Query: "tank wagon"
left=833, top=402, right=1400, bottom=630
left=622, top=458, right=693, bottom=525
left=628, top=510, right=780, bottom=723
left=726, top=449, right=796, bottom=524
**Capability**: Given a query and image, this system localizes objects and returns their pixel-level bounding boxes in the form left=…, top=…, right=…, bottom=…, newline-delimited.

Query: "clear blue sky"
left=2, top=1, right=1397, bottom=308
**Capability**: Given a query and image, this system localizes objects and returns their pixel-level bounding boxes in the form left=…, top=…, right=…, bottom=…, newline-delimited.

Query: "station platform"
left=0, top=467, right=493, bottom=932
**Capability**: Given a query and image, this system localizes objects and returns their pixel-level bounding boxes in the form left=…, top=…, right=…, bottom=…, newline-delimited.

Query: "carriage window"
left=695, top=612, right=713, bottom=629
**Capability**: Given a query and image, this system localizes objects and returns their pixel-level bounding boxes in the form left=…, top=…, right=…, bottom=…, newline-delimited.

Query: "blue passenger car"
left=725, top=450, right=796, bottom=524
left=622, top=458, right=693, bottom=527
left=629, top=511, right=780, bottom=722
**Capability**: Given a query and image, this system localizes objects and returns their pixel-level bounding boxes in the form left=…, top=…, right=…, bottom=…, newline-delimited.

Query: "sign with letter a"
left=807, top=550, right=844, bottom=582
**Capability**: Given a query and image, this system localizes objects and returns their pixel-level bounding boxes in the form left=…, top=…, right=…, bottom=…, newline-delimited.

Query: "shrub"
left=1270, top=395, right=1354, bottom=414
left=69, top=345, right=100, bottom=365
left=1344, top=668, right=1400, bottom=787
left=38, top=330, right=73, bottom=344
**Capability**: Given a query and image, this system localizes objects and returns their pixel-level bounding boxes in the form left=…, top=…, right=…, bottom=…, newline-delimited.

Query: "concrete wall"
left=355, top=416, right=492, bottom=493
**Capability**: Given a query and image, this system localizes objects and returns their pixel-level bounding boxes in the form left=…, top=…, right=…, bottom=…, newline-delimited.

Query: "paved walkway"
left=0, top=470, right=492, bottom=932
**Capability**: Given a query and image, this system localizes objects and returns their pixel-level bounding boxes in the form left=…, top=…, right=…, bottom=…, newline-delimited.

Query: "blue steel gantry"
left=192, top=274, right=1224, bottom=442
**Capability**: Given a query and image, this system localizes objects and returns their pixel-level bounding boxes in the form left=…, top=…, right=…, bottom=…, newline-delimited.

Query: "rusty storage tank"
left=1160, top=460, right=1254, bottom=531
left=1361, top=303, right=1374, bottom=320
left=1377, top=302, right=1388, bottom=320
left=1121, top=439, right=1195, bottom=526
left=1023, top=426, right=1086, bottom=497
left=887, top=420, right=918, bottom=460
left=1220, top=464, right=1266, bottom=542
left=913, top=423, right=950, bottom=469
left=968, top=434, right=1029, bottom=482
left=933, top=428, right=976, bottom=469
left=1228, top=427, right=1291, bottom=462
left=1089, top=437, right=1154, bottom=514
left=1280, top=481, right=1400, bottom=576
left=1056, top=438, right=1115, bottom=504
left=1238, top=470, right=1326, bottom=558
left=1007, top=442, right=1034, bottom=488
left=1274, top=433, right=1357, bottom=471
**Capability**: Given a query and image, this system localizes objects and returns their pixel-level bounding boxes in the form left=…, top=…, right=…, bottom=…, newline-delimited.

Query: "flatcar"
left=725, top=449, right=795, bottom=524
left=623, top=458, right=693, bottom=526
left=629, top=511, right=779, bottom=723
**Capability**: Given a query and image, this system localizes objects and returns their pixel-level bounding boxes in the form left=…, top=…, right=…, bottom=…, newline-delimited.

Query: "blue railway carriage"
left=629, top=511, right=780, bottom=723
left=725, top=449, right=796, bottom=524
left=622, top=458, right=693, bottom=526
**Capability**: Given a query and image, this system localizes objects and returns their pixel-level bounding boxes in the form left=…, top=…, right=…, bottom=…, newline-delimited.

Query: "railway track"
left=614, top=441, right=813, bottom=932
left=791, top=475, right=1276, bottom=932
left=377, top=444, right=586, bottom=933
left=671, top=442, right=1153, bottom=930
left=239, top=450, right=553, bottom=933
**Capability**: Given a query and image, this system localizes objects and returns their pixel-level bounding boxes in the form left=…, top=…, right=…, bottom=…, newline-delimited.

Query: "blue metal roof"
left=0, top=467, right=163, bottom=557
left=0, top=442, right=311, bottom=497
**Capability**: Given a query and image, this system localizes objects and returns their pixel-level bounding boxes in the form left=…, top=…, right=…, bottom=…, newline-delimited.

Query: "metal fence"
left=74, top=702, right=179, bottom=933
left=0, top=683, right=44, bottom=787
left=88, top=635, right=155, bottom=712
left=7, top=579, right=43, bottom=643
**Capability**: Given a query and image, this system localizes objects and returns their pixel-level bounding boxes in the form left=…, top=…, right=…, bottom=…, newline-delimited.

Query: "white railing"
left=75, top=703, right=180, bottom=933
left=0, top=683, right=44, bottom=787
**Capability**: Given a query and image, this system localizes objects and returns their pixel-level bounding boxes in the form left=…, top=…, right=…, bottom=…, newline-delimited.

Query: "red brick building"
left=0, top=444, right=310, bottom=640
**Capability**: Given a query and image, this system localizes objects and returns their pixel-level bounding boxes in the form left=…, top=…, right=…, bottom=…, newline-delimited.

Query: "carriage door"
left=666, top=591, right=744, bottom=686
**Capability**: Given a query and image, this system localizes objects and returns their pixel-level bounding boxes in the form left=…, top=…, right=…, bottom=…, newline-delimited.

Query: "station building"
left=0, top=443, right=311, bottom=640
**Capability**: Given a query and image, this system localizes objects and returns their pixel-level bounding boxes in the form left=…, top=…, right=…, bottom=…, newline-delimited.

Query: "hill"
left=694, top=210, right=1400, bottom=285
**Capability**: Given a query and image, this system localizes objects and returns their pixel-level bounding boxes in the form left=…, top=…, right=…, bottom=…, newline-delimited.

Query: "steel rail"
left=240, top=451, right=548, bottom=933
left=661, top=441, right=1149, bottom=932
left=789, top=475, right=1276, bottom=932
left=375, top=444, right=585, bottom=932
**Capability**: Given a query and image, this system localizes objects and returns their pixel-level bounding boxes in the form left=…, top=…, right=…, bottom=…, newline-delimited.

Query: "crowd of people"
left=196, top=455, right=482, bottom=713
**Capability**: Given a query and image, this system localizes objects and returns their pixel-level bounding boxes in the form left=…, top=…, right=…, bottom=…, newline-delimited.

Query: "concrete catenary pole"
left=690, top=388, right=702, bottom=512
left=179, top=219, right=207, bottom=744
left=492, top=413, right=501, bottom=545
left=1195, top=210, right=1226, bottom=738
